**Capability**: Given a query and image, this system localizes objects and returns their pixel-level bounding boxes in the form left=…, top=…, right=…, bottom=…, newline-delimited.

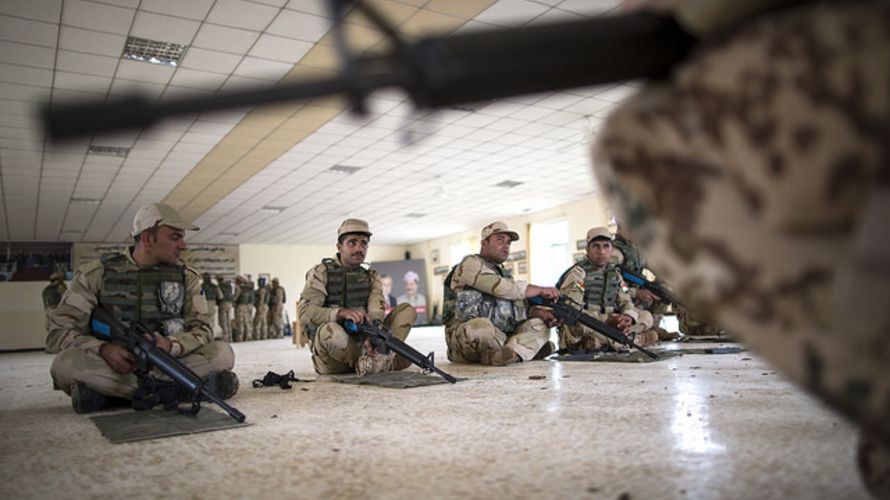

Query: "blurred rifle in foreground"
left=43, top=0, right=695, bottom=140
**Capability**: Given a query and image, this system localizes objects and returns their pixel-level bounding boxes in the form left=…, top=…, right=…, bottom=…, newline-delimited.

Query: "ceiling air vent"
left=261, top=206, right=285, bottom=214
left=88, top=145, right=130, bottom=157
left=70, top=197, right=102, bottom=205
left=447, top=100, right=496, bottom=113
left=405, top=213, right=426, bottom=218
left=122, top=36, right=187, bottom=67
left=495, top=180, right=523, bottom=188
left=328, top=165, right=362, bottom=175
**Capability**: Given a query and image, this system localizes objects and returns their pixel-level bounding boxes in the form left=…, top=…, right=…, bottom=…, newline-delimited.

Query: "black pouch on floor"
left=252, top=370, right=313, bottom=389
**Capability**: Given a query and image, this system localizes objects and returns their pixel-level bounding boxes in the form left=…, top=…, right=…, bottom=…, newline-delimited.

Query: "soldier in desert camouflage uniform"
left=48, top=203, right=237, bottom=413
left=201, top=273, right=221, bottom=339
left=596, top=1, right=890, bottom=495
left=233, top=276, right=255, bottom=342
left=298, top=219, right=417, bottom=375
left=216, top=275, right=234, bottom=342
left=43, top=271, right=68, bottom=353
left=557, top=227, right=656, bottom=351
left=253, top=277, right=270, bottom=340
left=443, top=221, right=560, bottom=366
left=268, top=277, right=286, bottom=338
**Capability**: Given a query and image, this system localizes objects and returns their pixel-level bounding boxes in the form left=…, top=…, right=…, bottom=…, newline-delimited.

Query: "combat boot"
left=70, top=382, right=109, bottom=414
left=480, top=346, right=519, bottom=366
left=205, top=370, right=240, bottom=400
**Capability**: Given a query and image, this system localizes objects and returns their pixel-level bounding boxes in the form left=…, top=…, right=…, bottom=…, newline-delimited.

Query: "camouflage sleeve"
left=366, top=270, right=385, bottom=322
left=450, top=255, right=527, bottom=300
left=47, top=261, right=105, bottom=354
left=171, top=268, right=214, bottom=355
left=297, top=264, right=339, bottom=326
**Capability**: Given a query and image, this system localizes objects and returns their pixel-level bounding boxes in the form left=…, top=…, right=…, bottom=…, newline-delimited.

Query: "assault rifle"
left=528, top=295, right=658, bottom=360
left=619, top=267, right=687, bottom=310
left=90, top=307, right=246, bottom=423
left=43, top=1, right=695, bottom=140
left=343, top=319, right=457, bottom=383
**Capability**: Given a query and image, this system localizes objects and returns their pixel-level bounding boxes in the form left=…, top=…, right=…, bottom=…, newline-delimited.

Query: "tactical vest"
left=322, top=258, right=371, bottom=309
left=98, top=253, right=186, bottom=336
left=577, top=260, right=623, bottom=312
left=446, top=256, right=526, bottom=334
left=202, top=281, right=220, bottom=302
left=219, top=282, right=234, bottom=302
left=236, top=285, right=255, bottom=305
left=613, top=235, right=643, bottom=276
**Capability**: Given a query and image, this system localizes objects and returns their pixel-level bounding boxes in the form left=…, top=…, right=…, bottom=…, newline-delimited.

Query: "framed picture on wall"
left=516, top=261, right=528, bottom=275
left=370, top=259, right=429, bottom=325
left=258, top=273, right=271, bottom=287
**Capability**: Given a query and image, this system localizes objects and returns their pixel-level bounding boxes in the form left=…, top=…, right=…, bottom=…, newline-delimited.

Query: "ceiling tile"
left=0, top=40, right=55, bottom=68
left=130, top=11, right=201, bottom=46
left=192, top=23, right=260, bottom=54
left=55, top=50, right=118, bottom=78
left=0, top=81, right=50, bottom=101
left=267, top=9, right=330, bottom=42
left=58, top=26, right=127, bottom=57
left=0, top=63, right=53, bottom=87
left=248, top=34, right=312, bottom=63
left=474, top=0, right=549, bottom=26
left=284, top=0, right=331, bottom=18
left=0, top=15, right=58, bottom=47
left=61, top=0, right=136, bottom=35
left=168, top=68, right=228, bottom=90
left=0, top=0, right=62, bottom=23
left=180, top=47, right=244, bottom=73
left=115, top=59, right=176, bottom=84
left=141, top=0, right=215, bottom=20
left=557, top=0, right=620, bottom=16
left=207, top=0, right=280, bottom=31
left=233, top=56, right=294, bottom=80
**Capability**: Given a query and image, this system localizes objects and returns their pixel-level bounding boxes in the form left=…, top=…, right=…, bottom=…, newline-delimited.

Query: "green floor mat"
left=90, top=407, right=250, bottom=444
left=332, top=371, right=459, bottom=388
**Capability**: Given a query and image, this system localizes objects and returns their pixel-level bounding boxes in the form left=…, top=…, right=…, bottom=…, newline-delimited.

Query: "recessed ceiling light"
left=218, top=232, right=238, bottom=237
left=405, top=213, right=426, bottom=218
left=261, top=206, right=285, bottom=214
left=495, top=180, right=523, bottom=188
left=122, top=36, right=187, bottom=67
left=88, top=145, right=130, bottom=157
left=70, top=197, right=102, bottom=204
left=328, top=165, right=362, bottom=175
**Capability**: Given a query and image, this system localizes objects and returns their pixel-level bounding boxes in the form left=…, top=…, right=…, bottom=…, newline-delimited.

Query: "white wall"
left=238, top=243, right=408, bottom=324
left=408, top=195, right=612, bottom=318
left=0, top=282, right=50, bottom=350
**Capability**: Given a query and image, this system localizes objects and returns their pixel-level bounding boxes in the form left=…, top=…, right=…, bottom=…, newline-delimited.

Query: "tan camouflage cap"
left=131, top=203, right=199, bottom=237
left=337, top=218, right=372, bottom=238
left=481, top=221, right=519, bottom=241
left=586, top=226, right=613, bottom=244
left=272, top=277, right=279, bottom=283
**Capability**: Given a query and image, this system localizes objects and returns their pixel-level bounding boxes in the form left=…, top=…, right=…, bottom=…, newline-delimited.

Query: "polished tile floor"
left=0, top=327, right=870, bottom=499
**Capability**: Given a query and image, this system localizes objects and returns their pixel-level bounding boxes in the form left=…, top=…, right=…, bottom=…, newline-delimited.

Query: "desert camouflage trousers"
left=206, top=302, right=219, bottom=340
left=677, top=307, right=725, bottom=337
left=253, top=303, right=269, bottom=340
left=446, top=317, right=549, bottom=364
left=44, top=306, right=60, bottom=354
left=218, top=302, right=233, bottom=342
left=269, top=304, right=284, bottom=338
left=50, top=340, right=234, bottom=399
left=310, top=303, right=416, bottom=375
left=234, top=304, right=253, bottom=342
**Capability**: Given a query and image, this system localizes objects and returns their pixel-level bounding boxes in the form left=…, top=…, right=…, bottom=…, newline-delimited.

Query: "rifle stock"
left=344, top=320, right=457, bottom=383
left=90, top=307, right=246, bottom=422
left=528, top=296, right=658, bottom=359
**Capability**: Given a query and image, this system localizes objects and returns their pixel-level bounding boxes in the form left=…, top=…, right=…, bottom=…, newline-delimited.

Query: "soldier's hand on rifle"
left=636, top=288, right=658, bottom=304
left=337, top=308, right=367, bottom=324
left=526, top=285, right=560, bottom=300
left=530, top=307, right=562, bottom=328
left=606, top=313, right=634, bottom=333
left=99, top=343, right=138, bottom=374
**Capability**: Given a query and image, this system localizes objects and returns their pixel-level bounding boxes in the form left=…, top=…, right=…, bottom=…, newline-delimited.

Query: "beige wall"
left=0, top=281, right=51, bottom=350
left=238, top=243, right=408, bottom=323
left=408, top=195, right=612, bottom=317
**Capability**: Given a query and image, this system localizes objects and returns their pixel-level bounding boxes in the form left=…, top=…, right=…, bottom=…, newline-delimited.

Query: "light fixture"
left=123, top=36, right=187, bottom=67
left=260, top=206, right=285, bottom=214
left=405, top=212, right=426, bottom=218
left=327, top=165, right=362, bottom=175
left=495, top=180, right=523, bottom=188
left=70, top=197, right=102, bottom=205
left=88, top=145, right=130, bottom=157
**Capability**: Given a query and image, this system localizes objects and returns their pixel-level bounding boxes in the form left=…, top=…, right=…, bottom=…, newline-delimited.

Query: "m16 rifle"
left=528, top=295, right=658, bottom=360
left=344, top=319, right=457, bottom=383
left=618, top=267, right=687, bottom=310
left=90, top=306, right=246, bottom=423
